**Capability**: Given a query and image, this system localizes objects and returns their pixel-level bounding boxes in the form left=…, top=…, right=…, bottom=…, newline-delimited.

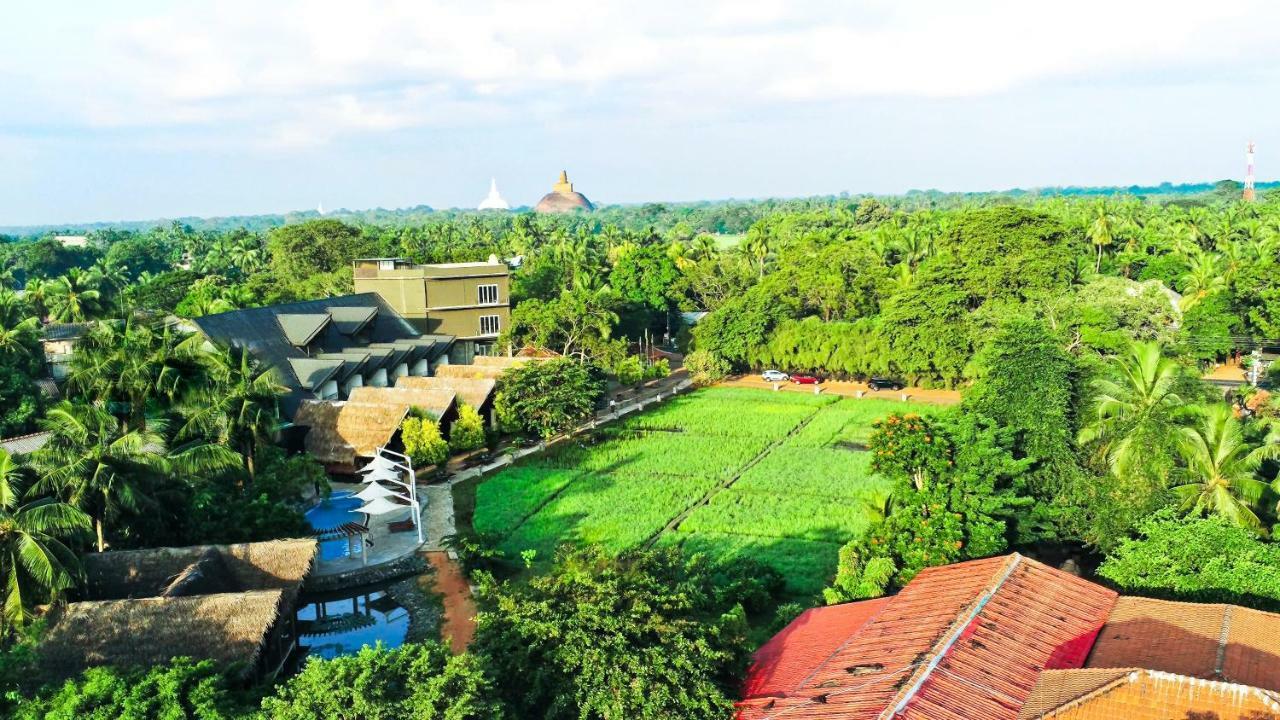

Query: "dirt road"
left=717, top=375, right=962, bottom=405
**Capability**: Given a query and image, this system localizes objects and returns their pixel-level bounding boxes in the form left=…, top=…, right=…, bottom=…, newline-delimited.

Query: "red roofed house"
left=740, top=553, right=1280, bottom=720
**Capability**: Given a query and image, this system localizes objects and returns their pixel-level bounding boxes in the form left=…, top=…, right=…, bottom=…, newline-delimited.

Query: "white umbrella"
left=356, top=497, right=406, bottom=516
left=355, top=482, right=398, bottom=502
left=361, top=466, right=402, bottom=484
left=356, top=455, right=397, bottom=474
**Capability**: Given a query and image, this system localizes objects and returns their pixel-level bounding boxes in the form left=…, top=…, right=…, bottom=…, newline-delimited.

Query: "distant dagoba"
left=478, top=178, right=510, bottom=211
left=534, top=170, right=594, bottom=213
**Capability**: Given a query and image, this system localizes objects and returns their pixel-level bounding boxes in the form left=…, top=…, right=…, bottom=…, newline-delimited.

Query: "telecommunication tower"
left=1244, top=141, right=1256, bottom=202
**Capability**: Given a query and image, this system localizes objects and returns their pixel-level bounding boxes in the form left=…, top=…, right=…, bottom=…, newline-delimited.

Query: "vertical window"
left=478, top=284, right=499, bottom=305
left=378, top=260, right=394, bottom=271
left=480, top=315, right=500, bottom=335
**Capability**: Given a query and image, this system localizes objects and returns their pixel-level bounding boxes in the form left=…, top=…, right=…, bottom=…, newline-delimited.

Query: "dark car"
left=868, top=377, right=905, bottom=391
left=791, top=374, right=821, bottom=385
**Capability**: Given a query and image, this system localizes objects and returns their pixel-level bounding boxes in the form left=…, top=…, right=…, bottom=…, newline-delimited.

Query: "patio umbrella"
left=356, top=497, right=406, bottom=516
left=354, top=482, right=399, bottom=502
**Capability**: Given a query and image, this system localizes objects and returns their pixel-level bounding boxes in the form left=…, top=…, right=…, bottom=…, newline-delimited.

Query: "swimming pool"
left=295, top=583, right=409, bottom=660
left=305, top=491, right=363, bottom=562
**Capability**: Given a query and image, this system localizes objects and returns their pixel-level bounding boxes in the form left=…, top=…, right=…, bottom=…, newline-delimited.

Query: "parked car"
left=761, top=369, right=789, bottom=382
left=868, top=376, right=905, bottom=391
left=791, top=374, right=821, bottom=385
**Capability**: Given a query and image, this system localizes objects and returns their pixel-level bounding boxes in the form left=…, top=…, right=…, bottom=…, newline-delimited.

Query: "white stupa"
left=478, top=178, right=510, bottom=210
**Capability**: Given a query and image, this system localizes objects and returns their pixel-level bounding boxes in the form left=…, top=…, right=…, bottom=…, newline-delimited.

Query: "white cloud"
left=7, top=0, right=1277, bottom=148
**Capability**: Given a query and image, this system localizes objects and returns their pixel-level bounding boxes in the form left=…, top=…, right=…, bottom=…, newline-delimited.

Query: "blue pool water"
left=305, top=491, right=363, bottom=561
left=295, top=584, right=409, bottom=660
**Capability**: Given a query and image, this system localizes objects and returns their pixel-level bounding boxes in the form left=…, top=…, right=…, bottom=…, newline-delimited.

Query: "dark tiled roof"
left=0, top=431, right=52, bottom=456
left=34, top=378, right=60, bottom=399
left=191, top=293, right=451, bottom=418
left=42, top=322, right=91, bottom=341
left=736, top=554, right=1118, bottom=720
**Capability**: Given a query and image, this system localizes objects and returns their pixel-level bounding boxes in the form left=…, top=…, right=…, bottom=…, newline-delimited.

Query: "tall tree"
left=1172, top=404, right=1277, bottom=530
left=0, top=449, right=89, bottom=631
left=178, top=344, right=285, bottom=480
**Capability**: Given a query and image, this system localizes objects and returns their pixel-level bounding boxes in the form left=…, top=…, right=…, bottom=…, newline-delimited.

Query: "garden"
left=468, top=388, right=936, bottom=596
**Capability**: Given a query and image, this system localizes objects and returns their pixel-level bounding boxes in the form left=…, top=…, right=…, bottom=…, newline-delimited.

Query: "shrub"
left=402, top=414, right=449, bottom=468
left=493, top=358, right=604, bottom=439
left=684, top=350, right=730, bottom=385
left=13, top=657, right=247, bottom=720
left=450, top=403, right=487, bottom=454
left=645, top=357, right=671, bottom=380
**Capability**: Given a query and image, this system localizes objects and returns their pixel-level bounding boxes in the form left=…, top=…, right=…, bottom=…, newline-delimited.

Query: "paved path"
left=420, top=551, right=476, bottom=653
left=422, top=483, right=456, bottom=551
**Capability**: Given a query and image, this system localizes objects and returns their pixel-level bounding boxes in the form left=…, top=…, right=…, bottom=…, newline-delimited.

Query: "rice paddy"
left=468, top=387, right=934, bottom=597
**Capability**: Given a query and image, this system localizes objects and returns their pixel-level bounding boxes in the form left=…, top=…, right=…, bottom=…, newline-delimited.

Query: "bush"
left=1097, top=510, right=1280, bottom=611
left=612, top=355, right=646, bottom=386
left=450, top=403, right=487, bottom=454
left=493, top=358, right=604, bottom=439
left=403, top=414, right=449, bottom=468
left=645, top=357, right=670, bottom=380
left=13, top=657, right=247, bottom=720
left=262, top=642, right=505, bottom=720
left=683, top=350, right=730, bottom=386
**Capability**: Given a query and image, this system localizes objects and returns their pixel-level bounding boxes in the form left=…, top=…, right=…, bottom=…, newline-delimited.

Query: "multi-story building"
left=352, top=256, right=510, bottom=362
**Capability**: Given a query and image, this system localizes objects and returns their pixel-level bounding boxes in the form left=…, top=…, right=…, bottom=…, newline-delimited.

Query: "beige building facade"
left=352, top=257, right=510, bottom=358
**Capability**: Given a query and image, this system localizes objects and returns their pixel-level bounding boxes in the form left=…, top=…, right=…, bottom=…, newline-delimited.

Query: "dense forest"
left=6, top=181, right=1280, bottom=718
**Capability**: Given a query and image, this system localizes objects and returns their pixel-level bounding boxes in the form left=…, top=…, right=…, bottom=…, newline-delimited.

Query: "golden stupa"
left=534, top=170, right=594, bottom=213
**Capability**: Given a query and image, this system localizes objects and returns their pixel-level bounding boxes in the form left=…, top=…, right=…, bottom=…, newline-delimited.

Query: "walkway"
left=717, top=375, right=962, bottom=405
left=420, top=551, right=476, bottom=653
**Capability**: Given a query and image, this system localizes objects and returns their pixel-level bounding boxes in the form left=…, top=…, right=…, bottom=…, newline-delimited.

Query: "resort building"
left=534, top=170, right=594, bottom=214
left=738, top=553, right=1280, bottom=720
left=192, top=293, right=453, bottom=420
left=38, top=539, right=317, bottom=683
left=352, top=256, right=511, bottom=362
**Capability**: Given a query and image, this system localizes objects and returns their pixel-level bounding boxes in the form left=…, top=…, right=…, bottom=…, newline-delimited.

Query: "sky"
left=2, top=1, right=1279, bottom=225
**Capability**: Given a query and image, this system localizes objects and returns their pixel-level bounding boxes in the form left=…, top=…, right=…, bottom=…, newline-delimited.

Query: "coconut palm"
left=0, top=449, right=89, bottom=630
left=32, top=403, right=167, bottom=552
left=743, top=231, right=770, bottom=279
left=178, top=344, right=285, bottom=480
left=19, top=277, right=50, bottom=321
left=1078, top=341, right=1189, bottom=479
left=691, top=233, right=719, bottom=262
left=1086, top=203, right=1117, bottom=273
left=1177, top=251, right=1226, bottom=311
left=44, top=268, right=102, bottom=322
left=1172, top=404, right=1278, bottom=530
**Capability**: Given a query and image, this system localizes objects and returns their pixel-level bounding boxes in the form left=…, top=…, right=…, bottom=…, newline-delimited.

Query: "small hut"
left=397, top=375, right=498, bottom=428
left=295, top=400, right=410, bottom=473
left=39, top=539, right=317, bottom=682
left=347, top=386, right=458, bottom=432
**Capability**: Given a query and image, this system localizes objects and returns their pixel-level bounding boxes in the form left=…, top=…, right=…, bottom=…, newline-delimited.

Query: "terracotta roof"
left=1086, top=596, right=1280, bottom=692
left=736, top=554, right=1118, bottom=720
left=1022, top=669, right=1280, bottom=719
left=743, top=597, right=892, bottom=699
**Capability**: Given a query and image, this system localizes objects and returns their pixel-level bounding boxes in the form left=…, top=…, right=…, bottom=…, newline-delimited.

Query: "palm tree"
left=743, top=231, right=770, bottom=279
left=1177, top=251, right=1226, bottom=311
left=1087, top=203, right=1117, bottom=273
left=1078, top=341, right=1189, bottom=479
left=178, top=344, right=285, bottom=480
left=19, top=277, right=50, bottom=321
left=691, top=233, right=719, bottom=262
left=0, top=449, right=89, bottom=630
left=1172, top=404, right=1277, bottom=530
left=32, top=403, right=167, bottom=552
left=45, top=268, right=102, bottom=322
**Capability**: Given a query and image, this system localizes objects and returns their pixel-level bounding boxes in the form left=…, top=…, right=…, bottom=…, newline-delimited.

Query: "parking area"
left=716, top=375, right=962, bottom=405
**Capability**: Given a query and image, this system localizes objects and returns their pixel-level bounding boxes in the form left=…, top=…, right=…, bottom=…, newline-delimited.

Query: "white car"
left=761, top=370, right=789, bottom=382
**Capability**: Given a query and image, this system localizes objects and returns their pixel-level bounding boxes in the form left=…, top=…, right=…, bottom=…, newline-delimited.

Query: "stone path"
left=422, top=483, right=456, bottom=551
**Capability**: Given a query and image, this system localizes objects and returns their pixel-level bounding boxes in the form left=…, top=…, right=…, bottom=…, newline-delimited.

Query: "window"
left=478, top=284, right=499, bottom=305
left=479, top=315, right=500, bottom=335
left=378, top=260, right=395, bottom=271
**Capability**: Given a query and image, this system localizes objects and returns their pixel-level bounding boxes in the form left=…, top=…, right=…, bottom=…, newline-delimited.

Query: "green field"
left=467, top=387, right=935, bottom=597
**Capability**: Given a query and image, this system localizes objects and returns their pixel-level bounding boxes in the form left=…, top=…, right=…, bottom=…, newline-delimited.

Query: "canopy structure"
left=357, top=455, right=398, bottom=474
left=357, top=497, right=406, bottom=516
left=361, top=466, right=402, bottom=485
left=355, top=482, right=398, bottom=502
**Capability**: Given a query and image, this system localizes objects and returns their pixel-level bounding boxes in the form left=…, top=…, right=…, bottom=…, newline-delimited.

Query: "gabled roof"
left=744, top=597, right=892, bottom=699
left=314, top=351, right=371, bottom=382
left=1086, top=596, right=1280, bottom=692
left=737, top=554, right=1118, bottom=720
left=1022, top=669, right=1280, bottom=719
left=287, top=358, right=344, bottom=390
left=397, top=375, right=496, bottom=410
left=435, top=363, right=506, bottom=380
left=276, top=313, right=331, bottom=346
left=0, top=431, right=52, bottom=456
left=347, top=386, right=456, bottom=420
left=326, top=306, right=377, bottom=335
left=295, top=400, right=409, bottom=464
left=42, top=322, right=91, bottom=341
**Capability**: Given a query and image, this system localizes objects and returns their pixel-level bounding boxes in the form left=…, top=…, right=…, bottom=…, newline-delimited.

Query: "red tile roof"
left=744, top=597, right=892, bottom=699
left=1086, top=597, right=1280, bottom=692
left=736, top=554, right=1118, bottom=720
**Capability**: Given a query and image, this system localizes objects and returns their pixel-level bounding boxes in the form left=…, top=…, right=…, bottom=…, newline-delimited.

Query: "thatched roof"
left=296, top=400, right=408, bottom=463
left=41, top=539, right=318, bottom=681
left=40, top=590, right=287, bottom=680
left=398, top=375, right=496, bottom=410
left=347, top=385, right=456, bottom=419
left=82, top=538, right=317, bottom=600
left=435, top=363, right=506, bottom=380
left=471, top=355, right=549, bottom=368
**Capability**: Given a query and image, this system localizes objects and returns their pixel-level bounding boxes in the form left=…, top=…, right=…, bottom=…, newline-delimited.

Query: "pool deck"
left=311, top=482, right=431, bottom=577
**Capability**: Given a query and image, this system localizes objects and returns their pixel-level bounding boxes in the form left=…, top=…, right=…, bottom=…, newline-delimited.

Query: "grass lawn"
left=466, top=387, right=934, bottom=599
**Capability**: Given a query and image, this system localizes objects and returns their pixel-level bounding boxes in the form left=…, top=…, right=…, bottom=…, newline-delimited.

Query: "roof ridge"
left=1040, top=669, right=1280, bottom=718
left=1214, top=604, right=1233, bottom=679
left=884, top=553, right=1025, bottom=718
